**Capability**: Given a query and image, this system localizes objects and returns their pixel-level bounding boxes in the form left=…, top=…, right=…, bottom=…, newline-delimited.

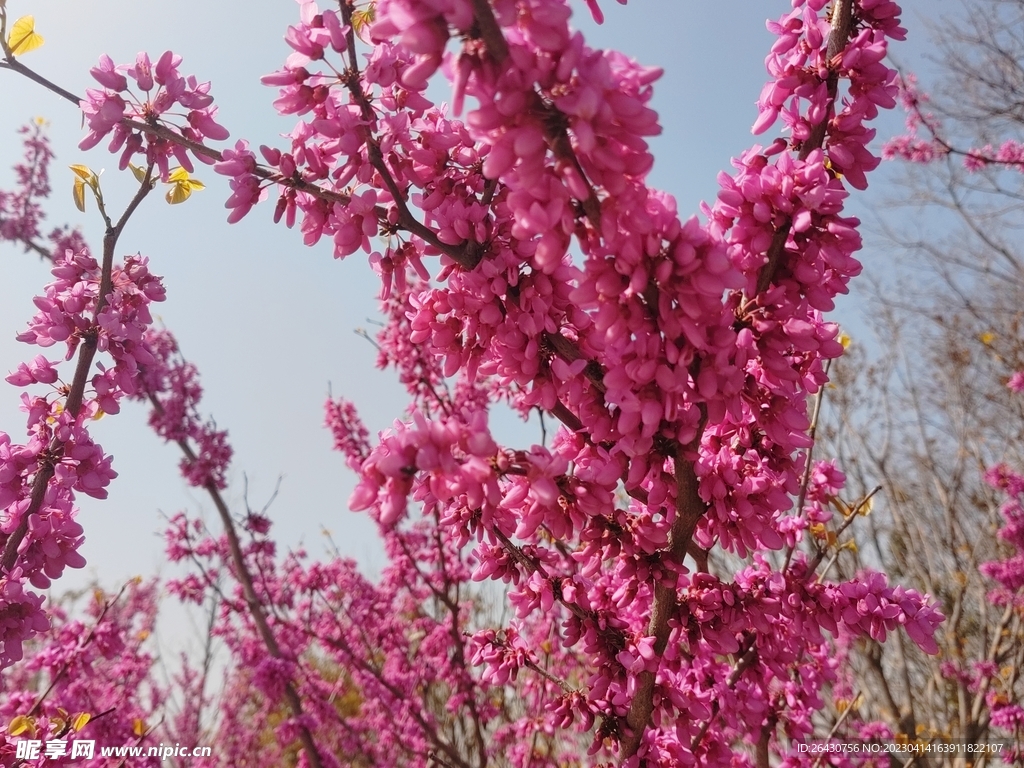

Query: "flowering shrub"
left=0, top=0, right=963, bottom=766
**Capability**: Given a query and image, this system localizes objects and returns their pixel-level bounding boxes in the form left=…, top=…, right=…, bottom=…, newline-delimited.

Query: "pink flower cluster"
left=0, top=249, right=164, bottom=666
left=322, top=397, right=370, bottom=472
left=0, top=580, right=163, bottom=768
left=0, top=123, right=51, bottom=247
left=349, top=408, right=500, bottom=528
left=883, top=72, right=1024, bottom=174
left=17, top=252, right=165, bottom=411
left=754, top=0, right=904, bottom=189
left=777, top=459, right=845, bottom=545
left=212, top=140, right=265, bottom=224
left=881, top=74, right=950, bottom=164
left=71, top=0, right=950, bottom=762
left=0, top=573, right=48, bottom=670
left=162, top=487, right=583, bottom=767
left=133, top=330, right=232, bottom=489
left=821, top=570, right=943, bottom=654
left=80, top=52, right=229, bottom=179
left=980, top=463, right=1024, bottom=602
left=249, top=0, right=942, bottom=760
left=0, top=124, right=88, bottom=261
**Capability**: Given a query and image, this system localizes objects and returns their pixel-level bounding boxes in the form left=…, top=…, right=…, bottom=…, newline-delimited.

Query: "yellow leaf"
left=823, top=157, right=844, bottom=180
left=129, top=164, right=149, bottom=184
left=351, top=7, right=375, bottom=35
left=133, top=718, right=146, bottom=737
left=69, top=164, right=95, bottom=183
left=137, top=629, right=150, bottom=641
left=91, top=408, right=105, bottom=421
left=72, top=712, right=91, bottom=732
left=838, top=332, right=851, bottom=349
left=8, top=16, right=44, bottom=56
left=73, top=178, right=86, bottom=213
left=8, top=714, right=35, bottom=738
left=841, top=538, right=858, bottom=553
left=166, top=184, right=190, bottom=204
left=164, top=168, right=205, bottom=205
left=856, top=496, right=874, bottom=517
left=831, top=497, right=852, bottom=517
left=980, top=331, right=996, bottom=346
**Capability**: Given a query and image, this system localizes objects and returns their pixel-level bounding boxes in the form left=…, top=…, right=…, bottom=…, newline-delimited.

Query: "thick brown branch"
left=549, top=401, right=584, bottom=432
left=754, top=223, right=793, bottom=296
left=619, top=443, right=708, bottom=759
left=798, top=0, right=854, bottom=163
left=543, top=332, right=607, bottom=394
left=469, top=0, right=509, bottom=63
left=755, top=0, right=855, bottom=293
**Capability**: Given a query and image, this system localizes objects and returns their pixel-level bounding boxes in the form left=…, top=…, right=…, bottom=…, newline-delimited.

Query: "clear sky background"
left=0, top=0, right=953, bottom=638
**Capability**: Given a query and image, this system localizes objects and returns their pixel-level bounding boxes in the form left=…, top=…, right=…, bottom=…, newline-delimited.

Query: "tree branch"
left=146, top=395, right=324, bottom=768
left=1, top=170, right=155, bottom=573
left=755, top=0, right=856, bottom=294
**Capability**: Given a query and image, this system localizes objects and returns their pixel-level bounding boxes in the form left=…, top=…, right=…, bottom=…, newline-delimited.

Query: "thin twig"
left=784, top=358, right=834, bottom=571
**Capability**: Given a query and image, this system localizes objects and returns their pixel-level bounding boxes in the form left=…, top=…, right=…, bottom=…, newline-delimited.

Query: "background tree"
left=804, top=0, right=1024, bottom=760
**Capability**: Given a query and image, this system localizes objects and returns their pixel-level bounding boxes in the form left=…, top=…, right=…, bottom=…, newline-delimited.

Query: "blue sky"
left=0, top=0, right=950, bottom=603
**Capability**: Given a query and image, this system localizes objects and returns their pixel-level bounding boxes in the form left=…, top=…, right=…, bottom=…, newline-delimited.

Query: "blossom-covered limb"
left=0, top=166, right=156, bottom=576
left=137, top=336, right=325, bottom=768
